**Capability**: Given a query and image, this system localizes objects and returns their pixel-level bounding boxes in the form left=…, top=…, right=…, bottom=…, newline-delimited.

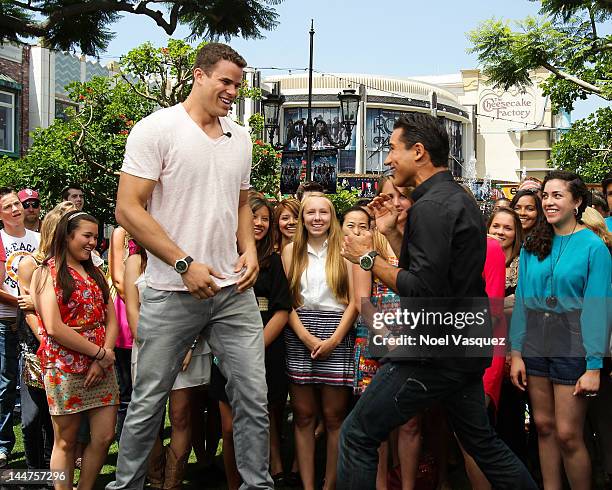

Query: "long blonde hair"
left=582, top=207, right=612, bottom=249
left=33, top=201, right=77, bottom=263
left=288, top=193, right=349, bottom=307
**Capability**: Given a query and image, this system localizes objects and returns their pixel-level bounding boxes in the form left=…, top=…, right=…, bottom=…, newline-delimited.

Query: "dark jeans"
left=20, top=380, right=53, bottom=469
left=337, top=361, right=538, bottom=490
left=0, top=321, right=18, bottom=455
left=115, top=347, right=133, bottom=442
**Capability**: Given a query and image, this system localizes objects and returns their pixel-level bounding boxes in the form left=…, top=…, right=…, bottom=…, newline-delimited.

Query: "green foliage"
left=1, top=0, right=283, bottom=57
left=119, top=39, right=208, bottom=107
left=550, top=106, right=612, bottom=181
left=2, top=75, right=155, bottom=224
left=468, top=2, right=611, bottom=112
left=328, top=186, right=361, bottom=216
left=251, top=138, right=281, bottom=197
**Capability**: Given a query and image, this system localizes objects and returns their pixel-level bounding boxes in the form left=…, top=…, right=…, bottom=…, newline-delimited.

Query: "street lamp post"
left=261, top=20, right=361, bottom=182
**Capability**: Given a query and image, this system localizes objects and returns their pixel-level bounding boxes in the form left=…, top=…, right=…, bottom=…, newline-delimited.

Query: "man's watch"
left=359, top=251, right=378, bottom=271
left=174, top=256, right=194, bottom=274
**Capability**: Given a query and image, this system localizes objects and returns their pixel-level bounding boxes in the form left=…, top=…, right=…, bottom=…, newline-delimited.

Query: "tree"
left=0, top=0, right=283, bottom=56
left=0, top=76, right=155, bottom=223
left=550, top=106, right=612, bottom=181
left=468, top=0, right=611, bottom=178
left=0, top=39, right=281, bottom=220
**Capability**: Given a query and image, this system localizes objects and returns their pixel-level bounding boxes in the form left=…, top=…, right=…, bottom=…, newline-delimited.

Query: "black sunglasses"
left=22, top=201, right=40, bottom=209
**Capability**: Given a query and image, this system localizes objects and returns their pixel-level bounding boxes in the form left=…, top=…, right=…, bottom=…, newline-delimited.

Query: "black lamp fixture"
left=261, top=88, right=361, bottom=150
left=262, top=91, right=285, bottom=144
left=260, top=20, right=361, bottom=180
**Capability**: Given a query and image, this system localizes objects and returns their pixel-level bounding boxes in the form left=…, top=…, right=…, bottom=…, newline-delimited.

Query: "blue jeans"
left=107, top=286, right=271, bottom=490
left=337, top=362, right=538, bottom=490
left=0, top=321, right=18, bottom=456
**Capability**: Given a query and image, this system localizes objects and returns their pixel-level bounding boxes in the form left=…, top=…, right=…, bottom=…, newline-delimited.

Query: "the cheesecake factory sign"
left=479, top=89, right=536, bottom=121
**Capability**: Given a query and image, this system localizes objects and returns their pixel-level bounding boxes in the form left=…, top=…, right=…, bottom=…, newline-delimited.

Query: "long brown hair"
left=250, top=195, right=275, bottom=269
left=525, top=171, right=589, bottom=260
left=274, top=198, right=300, bottom=252
left=487, top=208, right=524, bottom=266
left=288, top=194, right=348, bottom=307
left=45, top=211, right=110, bottom=304
left=33, top=201, right=76, bottom=263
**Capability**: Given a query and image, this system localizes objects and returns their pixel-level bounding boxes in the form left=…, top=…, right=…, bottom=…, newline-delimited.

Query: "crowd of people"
left=0, top=42, right=610, bottom=490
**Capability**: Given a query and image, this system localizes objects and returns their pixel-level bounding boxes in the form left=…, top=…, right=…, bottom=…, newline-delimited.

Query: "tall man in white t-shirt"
left=0, top=187, right=40, bottom=467
left=108, top=44, right=273, bottom=490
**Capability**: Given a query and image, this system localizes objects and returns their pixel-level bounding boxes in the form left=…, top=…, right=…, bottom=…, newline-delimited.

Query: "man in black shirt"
left=338, top=114, right=536, bottom=489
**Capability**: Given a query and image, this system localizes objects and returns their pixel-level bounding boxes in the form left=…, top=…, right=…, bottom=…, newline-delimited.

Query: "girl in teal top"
left=510, top=228, right=611, bottom=370
left=510, top=171, right=611, bottom=490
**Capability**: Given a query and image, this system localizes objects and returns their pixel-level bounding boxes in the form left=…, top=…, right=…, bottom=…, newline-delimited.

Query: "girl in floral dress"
left=31, top=211, right=119, bottom=490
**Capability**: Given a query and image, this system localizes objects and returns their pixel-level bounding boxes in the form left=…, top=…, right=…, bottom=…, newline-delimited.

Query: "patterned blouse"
left=37, top=258, right=107, bottom=374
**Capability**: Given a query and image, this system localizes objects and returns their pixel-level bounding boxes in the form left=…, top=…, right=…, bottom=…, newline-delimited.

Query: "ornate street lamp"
left=260, top=21, right=361, bottom=181
left=261, top=92, right=285, bottom=144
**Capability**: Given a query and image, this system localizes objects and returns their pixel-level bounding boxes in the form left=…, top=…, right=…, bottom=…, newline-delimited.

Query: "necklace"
left=546, top=221, right=578, bottom=308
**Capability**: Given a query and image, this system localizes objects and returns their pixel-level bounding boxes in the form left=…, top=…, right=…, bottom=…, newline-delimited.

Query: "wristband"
left=94, top=346, right=102, bottom=359
left=99, top=348, right=106, bottom=361
left=190, top=338, right=199, bottom=351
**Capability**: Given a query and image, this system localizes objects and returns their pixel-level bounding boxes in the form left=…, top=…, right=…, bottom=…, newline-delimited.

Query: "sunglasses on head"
left=22, top=201, right=40, bottom=209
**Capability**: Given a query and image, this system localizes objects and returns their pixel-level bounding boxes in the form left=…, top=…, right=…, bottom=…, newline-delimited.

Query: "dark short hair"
left=61, top=184, right=83, bottom=201
left=194, top=43, right=247, bottom=73
left=341, top=205, right=371, bottom=225
left=0, top=187, right=16, bottom=199
left=393, top=113, right=449, bottom=167
left=591, top=191, right=609, bottom=213
left=602, top=172, right=612, bottom=194
left=296, top=182, right=325, bottom=201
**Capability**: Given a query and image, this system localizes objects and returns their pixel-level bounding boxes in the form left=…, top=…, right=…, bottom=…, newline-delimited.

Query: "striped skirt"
left=285, top=309, right=355, bottom=387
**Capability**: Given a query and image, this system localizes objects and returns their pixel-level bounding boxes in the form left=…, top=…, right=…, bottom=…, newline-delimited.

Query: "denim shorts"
left=522, top=310, right=586, bottom=385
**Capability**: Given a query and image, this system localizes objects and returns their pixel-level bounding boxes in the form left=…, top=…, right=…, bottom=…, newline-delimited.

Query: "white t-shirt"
left=122, top=104, right=252, bottom=291
left=0, top=229, right=40, bottom=317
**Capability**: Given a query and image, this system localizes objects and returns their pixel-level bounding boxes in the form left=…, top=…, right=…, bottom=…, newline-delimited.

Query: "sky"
left=100, top=0, right=610, bottom=120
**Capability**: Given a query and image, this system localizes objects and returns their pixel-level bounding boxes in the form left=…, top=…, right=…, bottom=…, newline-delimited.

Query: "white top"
left=0, top=229, right=40, bottom=317
left=298, top=241, right=345, bottom=312
left=122, top=104, right=252, bottom=291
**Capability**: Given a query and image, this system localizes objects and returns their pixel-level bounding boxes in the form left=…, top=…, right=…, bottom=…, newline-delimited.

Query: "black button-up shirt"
left=396, top=170, right=490, bottom=372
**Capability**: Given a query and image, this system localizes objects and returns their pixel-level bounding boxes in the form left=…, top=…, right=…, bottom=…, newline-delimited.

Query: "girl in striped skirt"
left=282, top=193, right=357, bottom=490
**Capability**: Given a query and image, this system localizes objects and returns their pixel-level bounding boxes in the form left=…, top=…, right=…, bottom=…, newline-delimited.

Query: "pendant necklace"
left=546, top=220, right=578, bottom=309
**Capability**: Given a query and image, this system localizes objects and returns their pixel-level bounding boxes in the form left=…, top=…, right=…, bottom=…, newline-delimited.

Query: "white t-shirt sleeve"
left=240, top=132, right=252, bottom=191
left=122, top=117, right=163, bottom=181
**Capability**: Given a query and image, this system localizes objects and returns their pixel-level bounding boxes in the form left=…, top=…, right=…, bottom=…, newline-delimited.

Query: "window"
left=0, top=91, right=15, bottom=154
left=55, top=99, right=78, bottom=122
left=282, top=107, right=357, bottom=173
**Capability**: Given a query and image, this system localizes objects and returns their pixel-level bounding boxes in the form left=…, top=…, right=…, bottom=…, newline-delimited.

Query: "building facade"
left=264, top=69, right=560, bottom=182
left=0, top=43, right=30, bottom=158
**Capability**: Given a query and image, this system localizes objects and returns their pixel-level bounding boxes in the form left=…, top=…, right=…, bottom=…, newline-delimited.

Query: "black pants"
left=114, top=347, right=133, bottom=443
left=337, top=362, right=538, bottom=490
left=20, top=381, right=53, bottom=469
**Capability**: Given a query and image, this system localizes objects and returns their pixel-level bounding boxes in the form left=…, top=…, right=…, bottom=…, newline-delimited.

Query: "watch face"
left=175, top=259, right=188, bottom=274
left=360, top=255, right=374, bottom=270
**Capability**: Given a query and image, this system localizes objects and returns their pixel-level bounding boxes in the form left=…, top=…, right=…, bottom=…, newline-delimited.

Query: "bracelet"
left=94, top=346, right=102, bottom=359
left=190, top=338, right=199, bottom=351
left=99, top=348, right=106, bottom=361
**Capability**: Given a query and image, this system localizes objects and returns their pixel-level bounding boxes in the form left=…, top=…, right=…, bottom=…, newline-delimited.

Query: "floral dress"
left=353, top=256, right=400, bottom=396
left=37, top=258, right=119, bottom=415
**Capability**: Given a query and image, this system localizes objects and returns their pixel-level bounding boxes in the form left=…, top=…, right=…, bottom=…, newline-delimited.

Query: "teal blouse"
left=510, top=228, right=611, bottom=370
left=606, top=216, right=612, bottom=232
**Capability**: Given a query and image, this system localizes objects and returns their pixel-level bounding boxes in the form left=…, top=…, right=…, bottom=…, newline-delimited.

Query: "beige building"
left=414, top=68, right=559, bottom=182
left=264, top=69, right=561, bottom=182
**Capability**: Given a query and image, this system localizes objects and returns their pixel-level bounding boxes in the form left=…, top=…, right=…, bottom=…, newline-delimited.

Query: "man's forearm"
left=371, top=257, right=400, bottom=294
left=0, top=290, right=18, bottom=308
left=236, top=203, right=256, bottom=254
left=116, top=204, right=186, bottom=266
